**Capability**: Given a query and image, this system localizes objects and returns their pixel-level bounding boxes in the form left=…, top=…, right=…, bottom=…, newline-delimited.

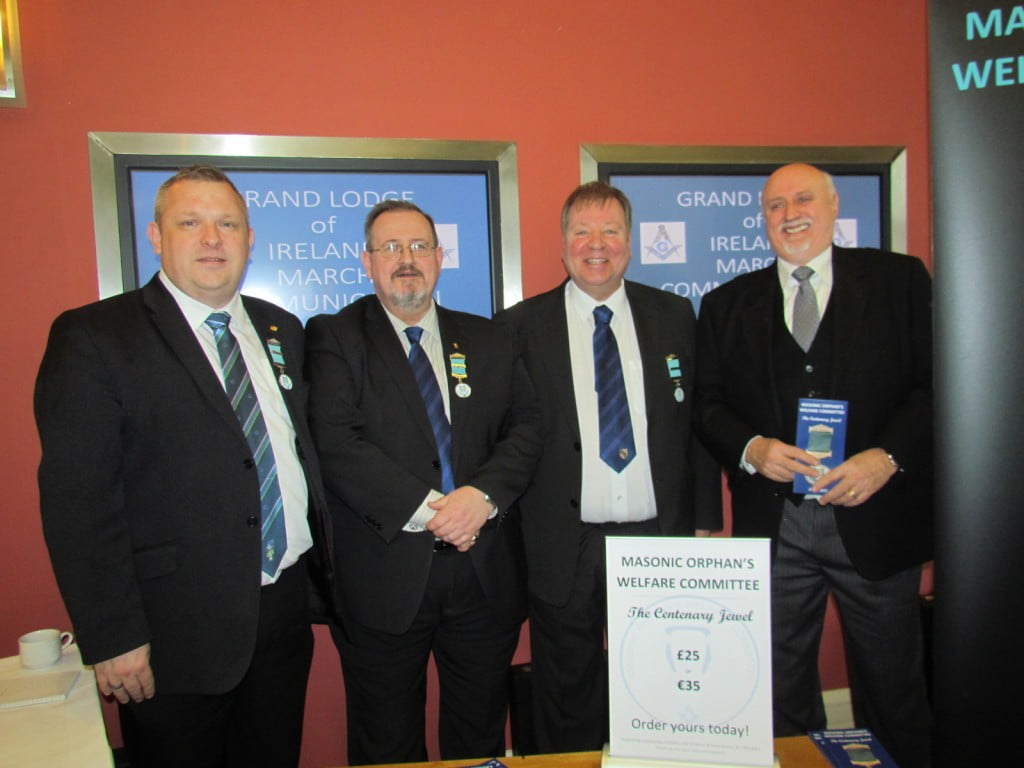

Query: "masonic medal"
left=666, top=354, right=684, bottom=402
left=266, top=334, right=293, bottom=390
left=450, top=351, right=471, bottom=398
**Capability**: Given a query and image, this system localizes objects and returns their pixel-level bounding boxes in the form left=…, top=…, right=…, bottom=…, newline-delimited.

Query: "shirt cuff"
left=740, top=435, right=762, bottom=475
left=402, top=489, right=444, bottom=532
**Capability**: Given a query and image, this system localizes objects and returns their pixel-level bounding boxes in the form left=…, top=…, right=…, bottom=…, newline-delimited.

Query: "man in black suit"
left=496, top=181, right=721, bottom=753
left=306, top=200, right=542, bottom=764
left=35, top=165, right=331, bottom=768
left=694, top=163, right=932, bottom=768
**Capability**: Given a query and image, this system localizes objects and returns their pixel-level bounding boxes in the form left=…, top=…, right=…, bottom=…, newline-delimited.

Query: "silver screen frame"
left=87, top=131, right=523, bottom=307
left=0, top=0, right=25, bottom=106
left=580, top=144, right=907, bottom=253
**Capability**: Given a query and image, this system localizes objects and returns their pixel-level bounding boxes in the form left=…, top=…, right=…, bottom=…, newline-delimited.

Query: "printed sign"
left=606, top=536, right=774, bottom=767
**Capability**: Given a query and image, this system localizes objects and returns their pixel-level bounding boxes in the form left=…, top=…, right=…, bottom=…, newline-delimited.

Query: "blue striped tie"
left=405, top=326, right=455, bottom=493
left=593, top=305, right=636, bottom=472
left=205, top=312, right=287, bottom=578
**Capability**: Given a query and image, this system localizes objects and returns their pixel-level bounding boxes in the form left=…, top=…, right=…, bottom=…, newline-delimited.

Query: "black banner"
left=929, top=3, right=1024, bottom=765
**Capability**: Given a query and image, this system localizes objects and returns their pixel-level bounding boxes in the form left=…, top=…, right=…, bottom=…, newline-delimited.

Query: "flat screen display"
left=117, top=158, right=504, bottom=322
left=604, top=165, right=888, bottom=313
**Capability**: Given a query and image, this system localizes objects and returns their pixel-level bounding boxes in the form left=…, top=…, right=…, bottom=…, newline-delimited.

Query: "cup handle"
left=60, top=631, right=75, bottom=649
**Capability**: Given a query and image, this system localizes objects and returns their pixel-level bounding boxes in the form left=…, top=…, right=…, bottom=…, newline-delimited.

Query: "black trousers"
left=771, top=500, right=931, bottom=768
left=120, top=561, right=314, bottom=768
left=332, top=550, right=520, bottom=765
left=528, top=518, right=659, bottom=754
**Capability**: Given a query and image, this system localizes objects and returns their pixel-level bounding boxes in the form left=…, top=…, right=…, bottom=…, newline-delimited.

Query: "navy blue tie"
left=593, top=305, right=636, bottom=472
left=405, top=326, right=455, bottom=493
left=205, top=312, right=287, bottom=578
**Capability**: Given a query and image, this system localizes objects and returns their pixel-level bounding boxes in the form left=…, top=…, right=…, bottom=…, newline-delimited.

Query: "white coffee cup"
left=18, top=629, right=75, bottom=669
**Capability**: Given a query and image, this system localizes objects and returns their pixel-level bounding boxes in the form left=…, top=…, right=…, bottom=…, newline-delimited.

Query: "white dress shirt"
left=159, top=272, right=313, bottom=585
left=565, top=281, right=657, bottom=523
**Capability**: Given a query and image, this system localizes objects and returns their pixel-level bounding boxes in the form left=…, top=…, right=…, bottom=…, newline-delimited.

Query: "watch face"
left=616, top=595, right=761, bottom=725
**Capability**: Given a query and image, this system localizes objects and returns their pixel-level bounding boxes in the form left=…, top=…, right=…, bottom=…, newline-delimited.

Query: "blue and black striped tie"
left=593, top=305, right=635, bottom=472
left=205, top=312, right=287, bottom=578
left=405, top=326, right=455, bottom=493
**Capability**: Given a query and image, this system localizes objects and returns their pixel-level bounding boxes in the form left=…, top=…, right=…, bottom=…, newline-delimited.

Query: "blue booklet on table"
left=794, top=398, right=848, bottom=495
left=809, top=728, right=898, bottom=766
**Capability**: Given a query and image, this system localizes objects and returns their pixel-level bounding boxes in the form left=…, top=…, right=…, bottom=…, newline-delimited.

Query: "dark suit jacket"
left=496, top=280, right=722, bottom=607
left=35, top=276, right=331, bottom=695
left=305, top=295, right=543, bottom=634
left=694, top=247, right=933, bottom=579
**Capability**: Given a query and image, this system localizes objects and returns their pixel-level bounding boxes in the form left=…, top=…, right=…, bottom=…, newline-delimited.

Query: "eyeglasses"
left=369, top=240, right=437, bottom=258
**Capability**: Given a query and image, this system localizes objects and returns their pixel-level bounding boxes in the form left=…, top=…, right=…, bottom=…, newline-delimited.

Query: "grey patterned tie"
left=204, top=312, right=287, bottom=578
left=792, top=266, right=820, bottom=352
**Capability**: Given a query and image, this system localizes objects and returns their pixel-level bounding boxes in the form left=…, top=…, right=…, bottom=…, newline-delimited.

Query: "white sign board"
left=606, top=537, right=774, bottom=768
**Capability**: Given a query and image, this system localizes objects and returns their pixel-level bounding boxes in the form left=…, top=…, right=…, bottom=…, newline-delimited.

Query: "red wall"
left=0, top=2, right=931, bottom=766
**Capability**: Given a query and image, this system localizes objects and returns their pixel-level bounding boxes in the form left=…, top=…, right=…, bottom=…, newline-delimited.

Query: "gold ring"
left=471, top=534, right=479, bottom=543
left=847, top=490, right=857, bottom=497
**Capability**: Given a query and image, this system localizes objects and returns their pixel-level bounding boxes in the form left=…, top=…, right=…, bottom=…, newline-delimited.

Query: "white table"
left=0, top=644, right=113, bottom=768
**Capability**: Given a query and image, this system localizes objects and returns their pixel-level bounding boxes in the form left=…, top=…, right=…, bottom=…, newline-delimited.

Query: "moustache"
left=780, top=217, right=813, bottom=231
left=392, top=266, right=424, bottom=278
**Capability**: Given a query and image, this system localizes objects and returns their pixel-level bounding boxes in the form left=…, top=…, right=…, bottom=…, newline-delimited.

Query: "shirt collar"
left=565, top=279, right=629, bottom=324
left=159, top=271, right=244, bottom=332
left=776, top=246, right=833, bottom=285
left=381, top=299, right=440, bottom=341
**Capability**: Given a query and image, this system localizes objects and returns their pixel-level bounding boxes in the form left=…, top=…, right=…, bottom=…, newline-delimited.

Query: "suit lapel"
left=625, top=282, right=670, bottom=420
left=531, top=286, right=582, bottom=439
left=740, top=266, right=786, bottom=431
left=827, top=247, right=870, bottom=393
left=437, top=307, right=468, bottom=472
left=243, top=297, right=301, bottom=429
left=142, top=278, right=244, bottom=441
left=740, top=267, right=778, bottom=368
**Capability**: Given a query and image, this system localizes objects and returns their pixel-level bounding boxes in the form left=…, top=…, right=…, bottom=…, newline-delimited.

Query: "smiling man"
left=496, top=181, right=721, bottom=753
left=305, top=200, right=542, bottom=764
left=694, top=163, right=933, bottom=768
left=35, top=165, right=331, bottom=767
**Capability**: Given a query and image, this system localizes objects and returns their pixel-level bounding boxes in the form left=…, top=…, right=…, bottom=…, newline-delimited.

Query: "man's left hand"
left=427, top=486, right=493, bottom=551
left=813, top=448, right=897, bottom=507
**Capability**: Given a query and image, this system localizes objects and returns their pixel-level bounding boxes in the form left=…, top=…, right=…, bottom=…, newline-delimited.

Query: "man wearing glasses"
left=306, top=200, right=542, bottom=764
